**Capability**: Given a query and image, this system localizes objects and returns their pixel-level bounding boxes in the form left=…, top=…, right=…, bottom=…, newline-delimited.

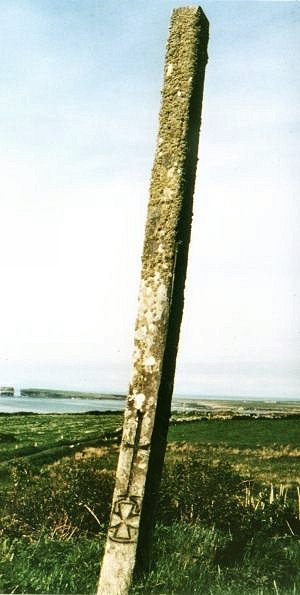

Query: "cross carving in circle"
left=109, top=495, right=141, bottom=543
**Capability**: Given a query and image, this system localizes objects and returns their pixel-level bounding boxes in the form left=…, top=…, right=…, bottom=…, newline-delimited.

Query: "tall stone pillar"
left=98, top=7, right=209, bottom=594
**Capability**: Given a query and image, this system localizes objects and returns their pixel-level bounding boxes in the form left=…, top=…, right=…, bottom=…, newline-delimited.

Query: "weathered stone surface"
left=98, top=7, right=209, bottom=595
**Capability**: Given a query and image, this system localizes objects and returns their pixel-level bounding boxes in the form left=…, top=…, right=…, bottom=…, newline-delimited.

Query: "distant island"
left=1, top=388, right=299, bottom=418
left=0, top=387, right=14, bottom=397
left=20, top=388, right=125, bottom=401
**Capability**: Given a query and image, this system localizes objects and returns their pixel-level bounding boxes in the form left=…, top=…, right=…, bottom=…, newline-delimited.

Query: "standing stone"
left=97, top=7, right=209, bottom=595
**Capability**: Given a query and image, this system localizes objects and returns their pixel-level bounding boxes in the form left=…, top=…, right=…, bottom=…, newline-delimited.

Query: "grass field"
left=168, top=417, right=300, bottom=484
left=1, top=409, right=298, bottom=483
left=0, top=412, right=122, bottom=477
left=0, top=404, right=299, bottom=594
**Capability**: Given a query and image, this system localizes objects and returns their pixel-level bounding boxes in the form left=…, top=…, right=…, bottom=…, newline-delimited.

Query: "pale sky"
left=0, top=1, right=299, bottom=397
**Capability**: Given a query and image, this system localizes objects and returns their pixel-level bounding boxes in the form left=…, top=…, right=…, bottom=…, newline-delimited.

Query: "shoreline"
left=3, top=387, right=300, bottom=402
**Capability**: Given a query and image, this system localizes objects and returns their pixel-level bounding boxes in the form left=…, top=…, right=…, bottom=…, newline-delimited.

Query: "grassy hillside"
left=0, top=412, right=122, bottom=478
left=1, top=410, right=298, bottom=483
left=168, top=416, right=300, bottom=484
left=0, top=407, right=299, bottom=594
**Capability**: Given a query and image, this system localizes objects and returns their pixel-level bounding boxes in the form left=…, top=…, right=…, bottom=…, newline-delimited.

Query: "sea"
left=0, top=394, right=126, bottom=414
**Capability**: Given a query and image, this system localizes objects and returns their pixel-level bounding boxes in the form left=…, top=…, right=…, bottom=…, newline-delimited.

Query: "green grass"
left=131, top=524, right=300, bottom=595
left=1, top=412, right=299, bottom=484
left=1, top=525, right=299, bottom=595
left=0, top=411, right=299, bottom=593
left=167, top=417, right=300, bottom=484
left=0, top=413, right=122, bottom=474
left=168, top=418, right=300, bottom=448
left=0, top=533, right=104, bottom=594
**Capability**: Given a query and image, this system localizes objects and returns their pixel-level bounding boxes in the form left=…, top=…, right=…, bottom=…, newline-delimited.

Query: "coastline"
left=0, top=388, right=299, bottom=417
